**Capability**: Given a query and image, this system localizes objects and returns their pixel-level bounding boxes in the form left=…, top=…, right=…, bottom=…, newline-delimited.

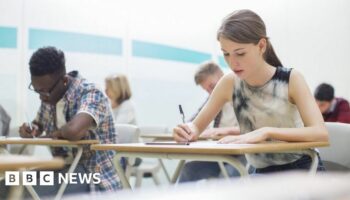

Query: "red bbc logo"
left=5, top=171, right=54, bottom=186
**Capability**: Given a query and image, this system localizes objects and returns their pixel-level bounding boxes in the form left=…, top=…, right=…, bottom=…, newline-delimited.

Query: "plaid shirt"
left=34, top=71, right=121, bottom=191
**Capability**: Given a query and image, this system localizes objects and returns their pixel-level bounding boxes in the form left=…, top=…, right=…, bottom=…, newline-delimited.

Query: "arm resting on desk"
left=201, top=127, right=240, bottom=139
left=53, top=113, right=95, bottom=141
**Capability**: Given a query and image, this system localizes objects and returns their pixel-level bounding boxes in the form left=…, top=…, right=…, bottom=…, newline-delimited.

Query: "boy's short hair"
left=29, top=46, right=66, bottom=76
left=194, top=61, right=222, bottom=85
left=314, top=83, right=334, bottom=101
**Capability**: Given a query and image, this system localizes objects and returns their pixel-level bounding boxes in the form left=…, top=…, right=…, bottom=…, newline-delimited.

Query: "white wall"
left=1, top=0, right=350, bottom=130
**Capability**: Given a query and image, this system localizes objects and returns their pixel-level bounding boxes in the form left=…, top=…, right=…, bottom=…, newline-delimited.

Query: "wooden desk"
left=139, top=134, right=214, bottom=182
left=0, top=155, right=64, bottom=170
left=91, top=141, right=329, bottom=189
left=0, top=155, right=65, bottom=200
left=140, top=133, right=211, bottom=141
left=0, top=137, right=98, bottom=146
left=0, top=137, right=98, bottom=200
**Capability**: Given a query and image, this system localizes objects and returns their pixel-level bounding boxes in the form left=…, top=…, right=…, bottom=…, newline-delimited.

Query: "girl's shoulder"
left=288, top=68, right=305, bottom=84
left=214, top=72, right=237, bottom=101
left=288, top=68, right=309, bottom=103
left=221, top=72, right=236, bottom=84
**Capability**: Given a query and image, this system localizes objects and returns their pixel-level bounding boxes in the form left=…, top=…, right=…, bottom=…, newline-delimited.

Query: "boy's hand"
left=19, top=123, right=41, bottom=138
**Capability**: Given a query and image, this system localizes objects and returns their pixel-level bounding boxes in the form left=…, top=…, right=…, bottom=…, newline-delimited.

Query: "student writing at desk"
left=174, top=9, right=328, bottom=174
left=179, top=61, right=247, bottom=183
left=17, top=46, right=121, bottom=196
left=314, top=83, right=350, bottom=123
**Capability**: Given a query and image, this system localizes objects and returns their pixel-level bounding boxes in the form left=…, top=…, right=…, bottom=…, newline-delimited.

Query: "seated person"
left=0, top=104, right=11, bottom=153
left=105, top=74, right=140, bottom=169
left=314, top=83, right=350, bottom=123
left=16, top=46, right=120, bottom=197
left=0, top=104, right=11, bottom=137
left=191, top=61, right=240, bottom=138
left=174, top=10, right=327, bottom=179
left=179, top=61, right=246, bottom=183
left=105, top=74, right=137, bottom=125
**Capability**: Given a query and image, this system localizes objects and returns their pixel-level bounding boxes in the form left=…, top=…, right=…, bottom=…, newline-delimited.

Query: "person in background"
left=314, top=83, right=350, bottom=123
left=0, top=104, right=11, bottom=153
left=17, top=46, right=121, bottom=197
left=178, top=61, right=246, bottom=183
left=105, top=74, right=137, bottom=125
left=0, top=104, right=11, bottom=138
left=192, top=61, right=239, bottom=138
left=105, top=74, right=139, bottom=169
left=174, top=9, right=328, bottom=175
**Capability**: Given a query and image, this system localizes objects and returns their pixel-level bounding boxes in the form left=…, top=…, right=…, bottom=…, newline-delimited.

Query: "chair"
left=116, top=124, right=140, bottom=144
left=115, top=124, right=161, bottom=188
left=139, top=125, right=169, bottom=137
left=318, top=122, right=350, bottom=171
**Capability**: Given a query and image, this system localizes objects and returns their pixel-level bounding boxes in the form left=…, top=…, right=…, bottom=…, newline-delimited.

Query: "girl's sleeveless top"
left=232, top=67, right=304, bottom=168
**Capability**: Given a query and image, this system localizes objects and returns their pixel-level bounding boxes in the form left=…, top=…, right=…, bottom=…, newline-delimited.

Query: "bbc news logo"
left=5, top=171, right=101, bottom=186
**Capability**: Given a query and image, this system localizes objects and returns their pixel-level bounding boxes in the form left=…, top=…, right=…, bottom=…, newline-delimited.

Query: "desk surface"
left=0, top=155, right=65, bottom=170
left=140, top=133, right=211, bottom=140
left=91, top=141, right=329, bottom=155
left=0, top=137, right=99, bottom=145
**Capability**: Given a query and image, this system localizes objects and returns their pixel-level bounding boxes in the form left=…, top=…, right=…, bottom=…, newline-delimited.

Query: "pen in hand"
left=178, top=104, right=190, bottom=143
left=25, top=112, right=35, bottom=138
left=178, top=104, right=185, bottom=123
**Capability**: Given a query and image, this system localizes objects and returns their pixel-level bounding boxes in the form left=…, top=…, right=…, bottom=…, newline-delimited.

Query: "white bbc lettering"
left=5, top=171, right=19, bottom=186
left=40, top=171, right=54, bottom=185
left=78, top=173, right=92, bottom=184
left=4, top=171, right=101, bottom=186
left=69, top=173, right=78, bottom=184
left=92, top=173, right=101, bottom=184
left=23, top=171, right=37, bottom=185
left=58, top=173, right=69, bottom=184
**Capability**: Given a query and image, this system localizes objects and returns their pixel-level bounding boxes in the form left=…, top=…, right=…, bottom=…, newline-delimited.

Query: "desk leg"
left=218, top=162, right=229, bottom=178
left=25, top=185, right=40, bottom=200
left=221, top=156, right=248, bottom=177
left=167, top=154, right=248, bottom=177
left=303, top=149, right=319, bottom=175
left=115, top=152, right=248, bottom=187
left=158, top=159, right=171, bottom=183
left=8, top=185, right=24, bottom=200
left=8, top=169, right=24, bottom=200
left=0, top=147, right=9, bottom=154
left=54, top=146, right=83, bottom=200
left=18, top=144, right=28, bottom=154
left=7, top=169, right=41, bottom=200
left=171, top=160, right=185, bottom=184
left=115, top=154, right=132, bottom=189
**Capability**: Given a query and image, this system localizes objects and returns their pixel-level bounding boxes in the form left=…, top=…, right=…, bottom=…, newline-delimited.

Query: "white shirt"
left=56, top=98, right=66, bottom=128
left=112, top=99, right=137, bottom=125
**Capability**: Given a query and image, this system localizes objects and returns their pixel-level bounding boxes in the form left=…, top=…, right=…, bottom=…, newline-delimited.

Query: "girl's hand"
left=173, top=123, right=199, bottom=142
left=218, top=127, right=269, bottom=144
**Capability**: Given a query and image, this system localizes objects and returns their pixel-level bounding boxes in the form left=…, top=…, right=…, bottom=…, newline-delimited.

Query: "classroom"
left=1, top=0, right=350, bottom=199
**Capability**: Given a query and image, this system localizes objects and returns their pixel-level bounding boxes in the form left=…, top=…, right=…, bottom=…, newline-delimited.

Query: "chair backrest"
left=319, top=122, right=350, bottom=171
left=139, top=125, right=169, bottom=135
left=115, top=124, right=140, bottom=144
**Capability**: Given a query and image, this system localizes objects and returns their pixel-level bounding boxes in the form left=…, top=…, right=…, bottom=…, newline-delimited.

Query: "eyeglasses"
left=28, top=76, right=63, bottom=97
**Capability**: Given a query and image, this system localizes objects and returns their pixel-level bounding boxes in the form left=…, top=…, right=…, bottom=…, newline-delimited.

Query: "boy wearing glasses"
left=18, top=46, right=121, bottom=196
